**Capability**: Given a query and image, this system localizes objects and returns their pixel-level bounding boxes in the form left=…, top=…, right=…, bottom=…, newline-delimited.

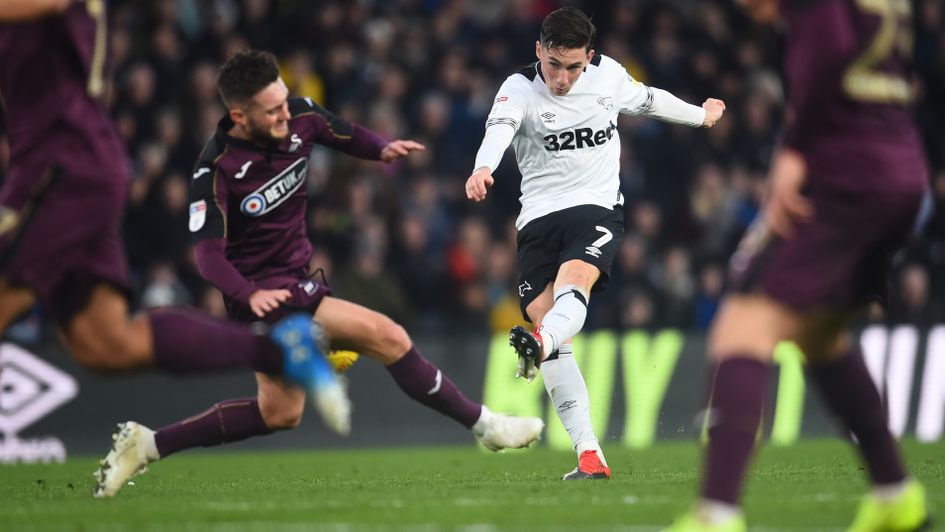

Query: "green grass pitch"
left=1, top=440, right=942, bottom=531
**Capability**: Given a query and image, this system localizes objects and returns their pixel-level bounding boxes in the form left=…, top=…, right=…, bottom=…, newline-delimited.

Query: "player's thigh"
left=0, top=278, right=35, bottom=333
left=256, top=372, right=306, bottom=430
left=60, top=283, right=151, bottom=371
left=525, top=283, right=554, bottom=325
left=314, top=296, right=410, bottom=363
left=708, top=293, right=802, bottom=362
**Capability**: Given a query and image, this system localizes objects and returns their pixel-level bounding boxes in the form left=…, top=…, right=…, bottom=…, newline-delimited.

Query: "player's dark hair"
left=539, top=7, right=596, bottom=52
left=217, top=49, right=280, bottom=106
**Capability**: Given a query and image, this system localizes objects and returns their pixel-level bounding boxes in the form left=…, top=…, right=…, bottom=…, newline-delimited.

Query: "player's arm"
left=291, top=98, right=424, bottom=163
left=0, top=0, right=72, bottom=21
left=615, top=63, right=724, bottom=127
left=194, top=240, right=289, bottom=317
left=466, top=79, right=526, bottom=202
left=189, top=159, right=288, bottom=317
left=466, top=124, right=514, bottom=202
left=647, top=89, right=724, bottom=128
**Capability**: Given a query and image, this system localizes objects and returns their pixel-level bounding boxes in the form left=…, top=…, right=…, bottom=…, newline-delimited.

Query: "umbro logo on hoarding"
left=0, top=343, right=78, bottom=463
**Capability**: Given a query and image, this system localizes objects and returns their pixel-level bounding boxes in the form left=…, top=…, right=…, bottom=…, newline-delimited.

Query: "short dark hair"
left=540, top=7, right=596, bottom=52
left=217, top=49, right=280, bottom=106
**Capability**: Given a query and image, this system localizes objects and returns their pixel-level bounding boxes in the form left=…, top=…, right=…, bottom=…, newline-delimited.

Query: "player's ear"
left=586, top=49, right=595, bottom=65
left=535, top=41, right=542, bottom=60
left=229, top=107, right=247, bottom=127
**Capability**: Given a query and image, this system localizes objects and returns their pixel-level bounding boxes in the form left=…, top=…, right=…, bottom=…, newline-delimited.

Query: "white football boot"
left=93, top=421, right=158, bottom=498
left=474, top=406, right=544, bottom=451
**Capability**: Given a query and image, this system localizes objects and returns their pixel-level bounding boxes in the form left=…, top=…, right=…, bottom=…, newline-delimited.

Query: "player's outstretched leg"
left=94, top=396, right=276, bottom=499
left=809, top=346, right=931, bottom=531
left=314, top=296, right=543, bottom=450
left=145, top=309, right=350, bottom=434
left=94, top=355, right=350, bottom=499
left=385, top=345, right=544, bottom=451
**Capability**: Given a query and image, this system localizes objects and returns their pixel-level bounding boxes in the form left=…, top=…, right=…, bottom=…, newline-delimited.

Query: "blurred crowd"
left=11, top=0, right=945, bottom=340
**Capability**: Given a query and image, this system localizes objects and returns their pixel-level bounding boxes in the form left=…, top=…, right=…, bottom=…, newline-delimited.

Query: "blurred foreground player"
left=667, top=0, right=931, bottom=530
left=0, top=0, right=350, bottom=491
left=94, top=50, right=544, bottom=498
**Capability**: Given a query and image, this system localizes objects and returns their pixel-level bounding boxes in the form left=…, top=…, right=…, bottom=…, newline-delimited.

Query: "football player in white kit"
left=466, top=7, right=725, bottom=480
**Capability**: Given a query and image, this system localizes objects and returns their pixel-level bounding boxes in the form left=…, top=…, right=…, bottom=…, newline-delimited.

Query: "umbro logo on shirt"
left=541, top=112, right=556, bottom=123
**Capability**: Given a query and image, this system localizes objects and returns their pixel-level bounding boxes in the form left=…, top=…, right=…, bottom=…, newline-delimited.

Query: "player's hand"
left=764, top=148, right=812, bottom=239
left=702, top=98, right=726, bottom=127
left=380, top=140, right=425, bottom=163
left=465, top=166, right=495, bottom=202
left=248, top=289, right=291, bottom=318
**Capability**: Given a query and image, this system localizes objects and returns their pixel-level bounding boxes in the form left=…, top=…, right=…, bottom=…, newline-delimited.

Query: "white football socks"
left=872, top=479, right=910, bottom=501
left=538, top=285, right=589, bottom=359
left=695, top=499, right=743, bottom=525
left=540, top=343, right=604, bottom=463
left=471, top=405, right=495, bottom=437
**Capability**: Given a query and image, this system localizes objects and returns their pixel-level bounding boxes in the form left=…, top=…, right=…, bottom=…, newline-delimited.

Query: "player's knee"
left=258, top=397, right=304, bottom=431
left=370, top=316, right=411, bottom=362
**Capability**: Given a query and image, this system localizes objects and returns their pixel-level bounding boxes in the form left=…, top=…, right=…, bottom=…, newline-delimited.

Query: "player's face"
left=536, top=42, right=594, bottom=96
left=243, top=78, right=291, bottom=144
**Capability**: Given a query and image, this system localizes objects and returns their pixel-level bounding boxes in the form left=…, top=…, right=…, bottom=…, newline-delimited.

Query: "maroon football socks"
left=154, top=397, right=271, bottom=457
left=384, top=346, right=482, bottom=429
left=808, top=347, right=907, bottom=485
left=701, top=357, right=769, bottom=505
left=148, top=308, right=284, bottom=375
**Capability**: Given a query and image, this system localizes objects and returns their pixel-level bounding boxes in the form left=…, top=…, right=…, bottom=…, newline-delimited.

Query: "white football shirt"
left=485, top=54, right=694, bottom=229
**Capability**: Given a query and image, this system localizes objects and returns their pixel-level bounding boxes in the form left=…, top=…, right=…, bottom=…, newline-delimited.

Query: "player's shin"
left=807, top=347, right=907, bottom=487
left=541, top=345, right=600, bottom=457
left=154, top=397, right=272, bottom=457
left=699, top=357, right=768, bottom=516
left=542, top=344, right=610, bottom=479
left=384, top=345, right=482, bottom=428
